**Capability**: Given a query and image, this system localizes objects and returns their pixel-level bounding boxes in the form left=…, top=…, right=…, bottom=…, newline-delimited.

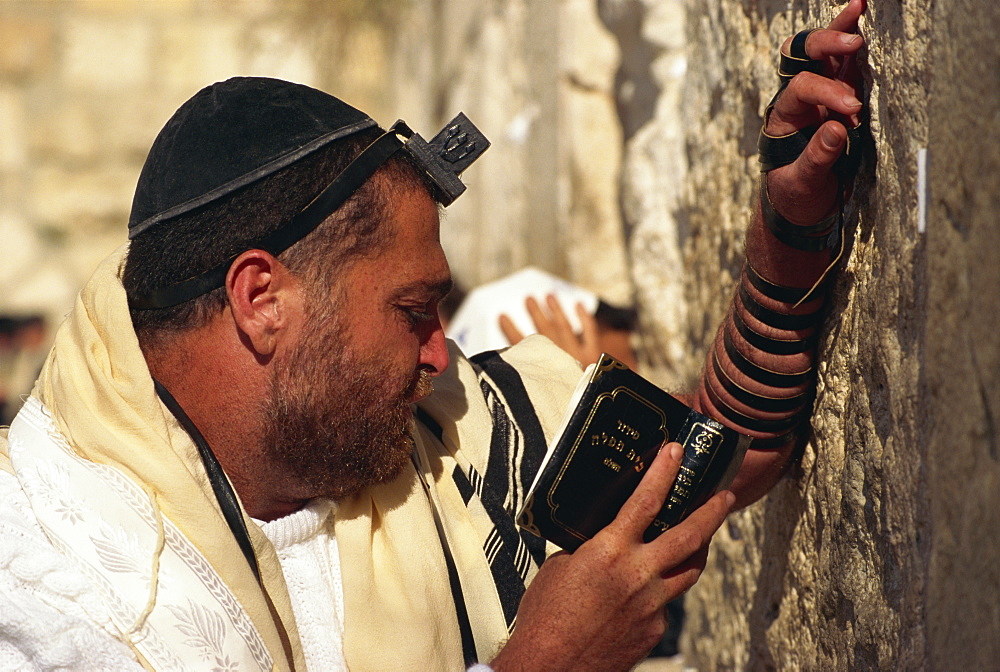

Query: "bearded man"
left=0, top=2, right=867, bottom=669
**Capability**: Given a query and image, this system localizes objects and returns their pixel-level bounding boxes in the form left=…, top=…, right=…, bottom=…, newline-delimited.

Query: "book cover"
left=516, top=354, right=752, bottom=552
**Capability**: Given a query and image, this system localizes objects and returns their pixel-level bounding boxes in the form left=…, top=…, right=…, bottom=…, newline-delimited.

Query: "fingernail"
left=670, top=442, right=683, bottom=461
left=842, top=34, right=861, bottom=46
left=725, top=491, right=736, bottom=508
left=822, top=125, right=841, bottom=149
left=850, top=114, right=861, bottom=128
left=843, top=94, right=862, bottom=109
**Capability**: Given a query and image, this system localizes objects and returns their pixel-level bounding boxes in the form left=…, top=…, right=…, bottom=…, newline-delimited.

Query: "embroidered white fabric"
left=2, top=407, right=513, bottom=672
left=257, top=502, right=504, bottom=672
left=0, top=468, right=143, bottom=671
left=7, top=397, right=273, bottom=670
left=2, top=465, right=508, bottom=671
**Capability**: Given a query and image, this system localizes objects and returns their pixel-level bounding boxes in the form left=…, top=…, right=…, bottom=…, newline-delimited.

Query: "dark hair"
left=123, top=128, right=432, bottom=348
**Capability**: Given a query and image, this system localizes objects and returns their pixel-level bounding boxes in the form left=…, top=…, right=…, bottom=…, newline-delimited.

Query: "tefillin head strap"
left=130, top=113, right=490, bottom=310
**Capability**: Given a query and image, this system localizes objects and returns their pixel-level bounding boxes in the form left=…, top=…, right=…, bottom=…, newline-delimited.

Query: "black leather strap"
left=790, top=29, right=817, bottom=60
left=759, top=184, right=840, bottom=252
left=834, top=118, right=865, bottom=181
left=130, top=130, right=406, bottom=310
left=762, top=25, right=864, bottom=184
left=723, top=327, right=813, bottom=388
left=731, top=306, right=817, bottom=355
left=779, top=51, right=823, bottom=82
left=738, top=283, right=822, bottom=332
left=712, top=350, right=812, bottom=413
left=758, top=111, right=815, bottom=172
left=762, top=178, right=840, bottom=236
left=704, top=380, right=807, bottom=434
left=154, top=380, right=261, bottom=585
left=744, top=263, right=823, bottom=304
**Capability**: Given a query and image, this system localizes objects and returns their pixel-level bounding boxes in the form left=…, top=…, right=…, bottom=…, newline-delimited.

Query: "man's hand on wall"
left=490, top=442, right=734, bottom=672
left=765, top=0, right=866, bottom=227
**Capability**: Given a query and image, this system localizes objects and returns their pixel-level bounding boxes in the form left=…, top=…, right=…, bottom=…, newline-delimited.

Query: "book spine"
left=644, top=411, right=731, bottom=542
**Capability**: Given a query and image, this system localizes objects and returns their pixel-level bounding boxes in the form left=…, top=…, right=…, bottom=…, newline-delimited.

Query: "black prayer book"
left=516, top=354, right=752, bottom=552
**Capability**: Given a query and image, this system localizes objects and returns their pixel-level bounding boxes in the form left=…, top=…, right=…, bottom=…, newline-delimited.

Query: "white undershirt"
left=256, top=500, right=495, bottom=672
left=255, top=499, right=348, bottom=672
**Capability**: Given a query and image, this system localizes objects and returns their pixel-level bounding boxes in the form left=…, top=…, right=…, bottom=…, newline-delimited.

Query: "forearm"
left=685, top=0, right=867, bottom=506
left=692, top=193, right=839, bottom=508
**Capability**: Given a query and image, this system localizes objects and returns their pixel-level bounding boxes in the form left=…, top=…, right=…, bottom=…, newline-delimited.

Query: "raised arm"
left=489, top=5, right=867, bottom=669
left=691, top=0, right=867, bottom=508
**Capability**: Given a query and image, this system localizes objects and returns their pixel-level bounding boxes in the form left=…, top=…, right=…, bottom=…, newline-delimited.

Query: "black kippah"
left=126, top=77, right=490, bottom=310
left=128, top=76, right=378, bottom=239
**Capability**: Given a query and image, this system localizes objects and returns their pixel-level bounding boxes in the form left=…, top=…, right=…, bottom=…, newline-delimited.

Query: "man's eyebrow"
left=394, top=277, right=454, bottom=300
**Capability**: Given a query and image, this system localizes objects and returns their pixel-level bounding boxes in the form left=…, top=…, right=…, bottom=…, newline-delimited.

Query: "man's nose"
left=419, top=321, right=450, bottom=377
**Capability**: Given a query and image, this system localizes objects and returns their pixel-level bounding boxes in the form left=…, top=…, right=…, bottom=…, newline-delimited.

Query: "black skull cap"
left=127, top=76, right=379, bottom=239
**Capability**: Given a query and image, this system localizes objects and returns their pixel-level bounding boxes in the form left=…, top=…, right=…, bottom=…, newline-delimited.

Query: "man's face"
left=262, top=183, right=452, bottom=501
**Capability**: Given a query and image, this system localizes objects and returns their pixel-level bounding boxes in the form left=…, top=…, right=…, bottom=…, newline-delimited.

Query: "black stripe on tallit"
left=470, top=350, right=550, bottom=517
left=453, top=464, right=475, bottom=504
left=451, top=457, right=530, bottom=629
left=467, top=350, right=551, bottom=625
left=475, top=387, right=533, bottom=627
left=153, top=380, right=261, bottom=585
left=479, top=383, right=545, bottom=573
left=413, top=408, right=478, bottom=665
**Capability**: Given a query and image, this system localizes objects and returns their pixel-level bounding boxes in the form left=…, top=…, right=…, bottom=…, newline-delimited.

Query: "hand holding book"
left=493, top=443, right=735, bottom=672
left=517, top=354, right=751, bottom=552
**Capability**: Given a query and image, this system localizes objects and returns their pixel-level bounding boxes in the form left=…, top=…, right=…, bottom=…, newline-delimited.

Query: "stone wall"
left=386, top=0, right=632, bottom=306
left=0, top=0, right=376, bottom=325
left=627, top=0, right=1000, bottom=669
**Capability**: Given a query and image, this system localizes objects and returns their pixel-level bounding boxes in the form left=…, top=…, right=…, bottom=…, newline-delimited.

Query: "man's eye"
left=401, top=306, right=436, bottom=326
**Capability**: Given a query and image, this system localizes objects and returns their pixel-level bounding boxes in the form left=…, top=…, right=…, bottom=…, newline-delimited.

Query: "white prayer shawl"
left=1, top=245, right=582, bottom=670
left=8, top=396, right=273, bottom=670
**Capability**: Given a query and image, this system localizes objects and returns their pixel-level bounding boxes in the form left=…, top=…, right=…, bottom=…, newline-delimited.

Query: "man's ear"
left=226, top=250, right=299, bottom=356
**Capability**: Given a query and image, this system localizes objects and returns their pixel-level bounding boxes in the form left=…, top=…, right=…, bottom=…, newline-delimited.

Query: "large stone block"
left=372, top=0, right=632, bottom=313
left=63, top=16, right=153, bottom=90
left=0, top=87, right=27, bottom=169
left=0, top=14, right=54, bottom=81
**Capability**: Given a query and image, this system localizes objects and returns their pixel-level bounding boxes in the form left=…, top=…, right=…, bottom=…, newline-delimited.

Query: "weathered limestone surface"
left=598, top=0, right=695, bottom=388
left=386, top=0, right=632, bottom=305
left=0, top=1, right=335, bottom=326
left=616, top=0, right=1000, bottom=669
left=922, top=0, right=1000, bottom=667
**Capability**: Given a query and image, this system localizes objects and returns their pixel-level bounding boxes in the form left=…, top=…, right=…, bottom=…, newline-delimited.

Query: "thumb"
left=796, top=120, right=846, bottom=184
left=769, top=120, right=845, bottom=224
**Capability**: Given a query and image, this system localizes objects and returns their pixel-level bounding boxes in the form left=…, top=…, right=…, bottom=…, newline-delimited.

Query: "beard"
left=260, top=302, right=433, bottom=501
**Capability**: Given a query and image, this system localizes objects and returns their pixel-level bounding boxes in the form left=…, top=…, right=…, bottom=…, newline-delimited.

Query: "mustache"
left=407, top=368, right=434, bottom=401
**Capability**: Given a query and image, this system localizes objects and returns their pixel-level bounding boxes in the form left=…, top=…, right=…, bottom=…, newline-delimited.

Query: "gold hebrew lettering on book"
left=691, top=426, right=720, bottom=456
left=615, top=419, right=641, bottom=440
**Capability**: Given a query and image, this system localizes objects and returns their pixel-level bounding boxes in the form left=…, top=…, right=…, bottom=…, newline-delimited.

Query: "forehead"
left=348, top=185, right=451, bottom=294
